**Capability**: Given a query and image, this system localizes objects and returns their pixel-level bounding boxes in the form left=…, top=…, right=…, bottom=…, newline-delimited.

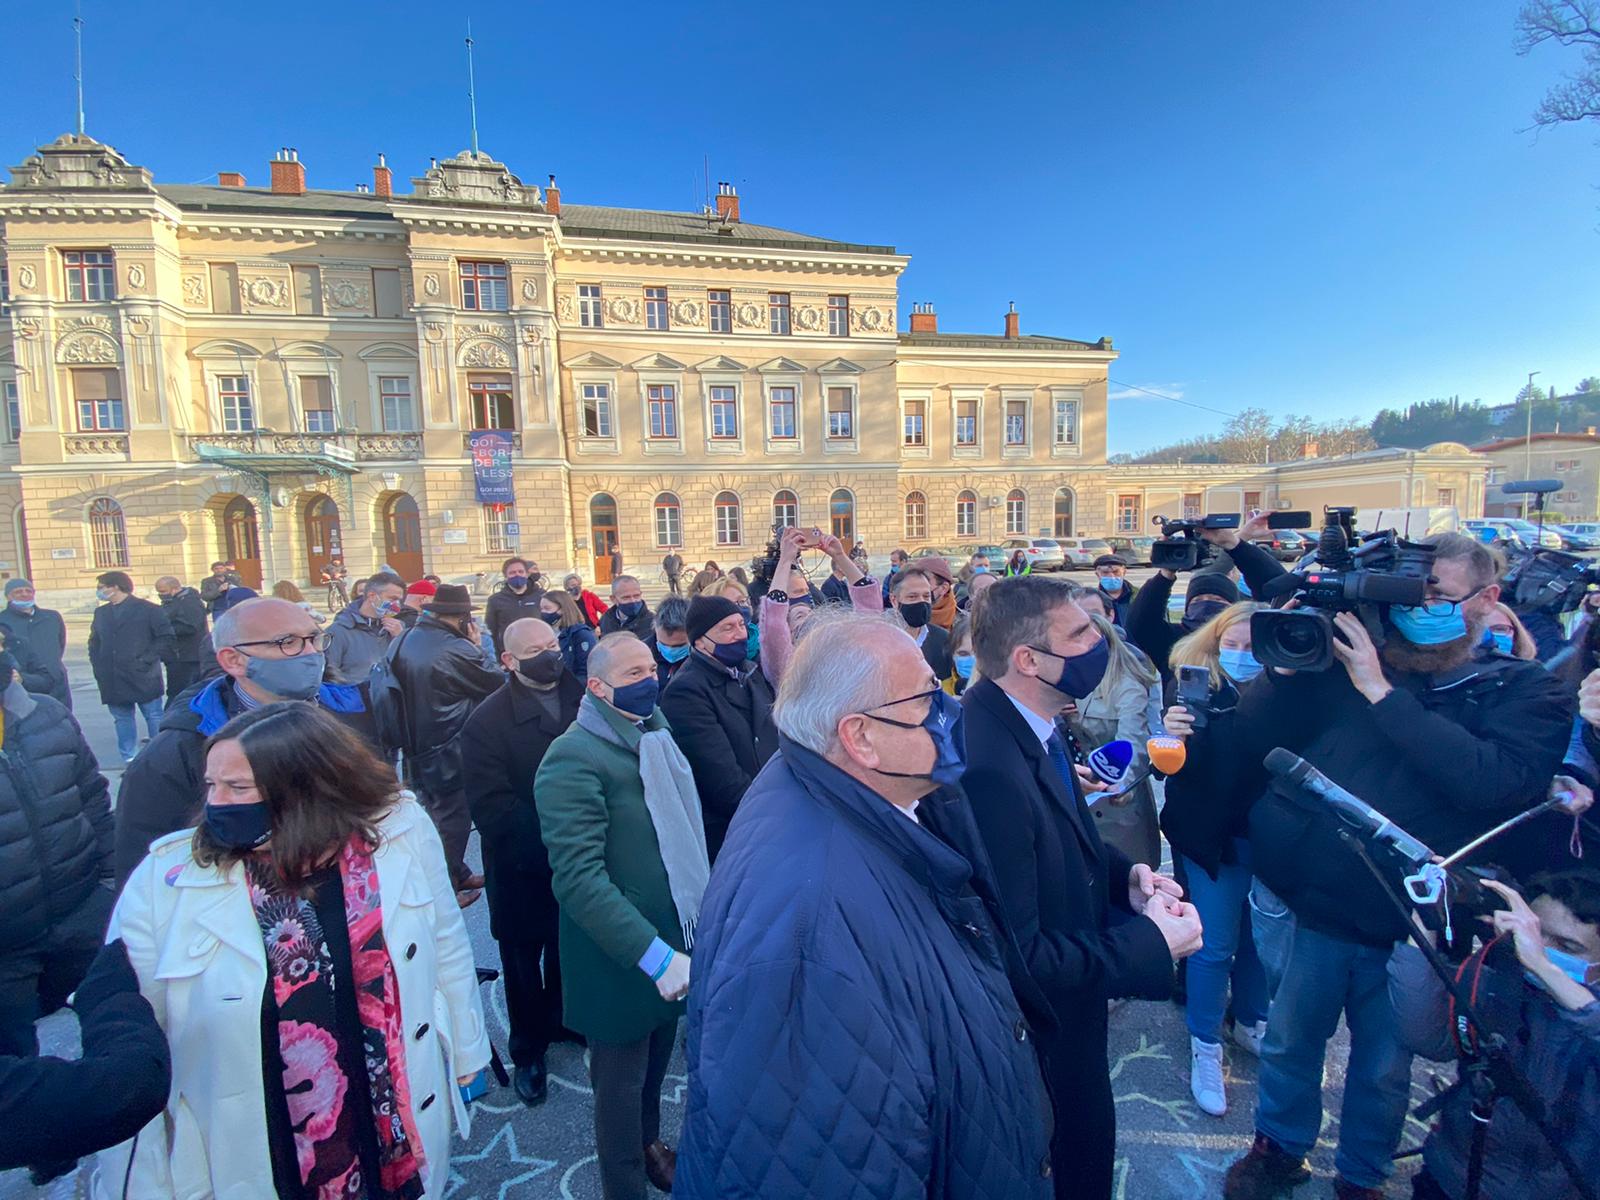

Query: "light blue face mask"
left=1542, top=945, right=1597, bottom=987
left=9, top=599, right=34, bottom=611
left=1218, top=646, right=1263, bottom=682
left=953, top=653, right=976, bottom=680
left=658, top=642, right=691, bottom=664
left=1486, top=629, right=1515, bottom=656
left=1389, top=603, right=1468, bottom=646
left=1097, top=575, right=1124, bottom=593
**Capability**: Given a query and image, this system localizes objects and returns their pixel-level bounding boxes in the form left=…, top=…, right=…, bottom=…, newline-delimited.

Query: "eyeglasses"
left=1415, top=585, right=1487, bottom=616
left=860, top=686, right=941, bottom=727
left=230, top=631, right=331, bottom=656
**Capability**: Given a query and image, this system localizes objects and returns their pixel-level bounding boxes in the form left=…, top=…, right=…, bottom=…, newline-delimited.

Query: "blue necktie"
left=1045, top=733, right=1076, bottom=793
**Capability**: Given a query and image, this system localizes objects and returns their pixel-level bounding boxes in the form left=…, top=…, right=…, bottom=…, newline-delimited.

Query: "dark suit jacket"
left=960, top=677, right=1172, bottom=1198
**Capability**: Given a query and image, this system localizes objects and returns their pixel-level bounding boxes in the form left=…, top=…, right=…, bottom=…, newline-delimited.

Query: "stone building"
left=1477, top=432, right=1600, bottom=522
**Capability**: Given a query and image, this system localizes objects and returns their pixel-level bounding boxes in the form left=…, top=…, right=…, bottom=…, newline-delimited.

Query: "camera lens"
left=1252, top=609, right=1335, bottom=672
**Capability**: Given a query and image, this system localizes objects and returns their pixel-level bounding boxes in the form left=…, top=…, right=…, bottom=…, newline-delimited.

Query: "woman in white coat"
left=96, top=702, right=491, bottom=1199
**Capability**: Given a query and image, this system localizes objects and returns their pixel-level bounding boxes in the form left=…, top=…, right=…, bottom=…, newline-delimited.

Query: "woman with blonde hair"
left=1484, top=601, right=1537, bottom=660
left=271, top=578, right=324, bottom=623
left=539, top=588, right=598, bottom=682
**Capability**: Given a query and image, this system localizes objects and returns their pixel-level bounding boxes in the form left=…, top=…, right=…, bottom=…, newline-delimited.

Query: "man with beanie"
left=600, top=575, right=654, bottom=638
left=399, top=578, right=436, bottom=628
left=387, top=583, right=504, bottom=901
left=660, top=594, right=777, bottom=861
left=485, top=556, right=545, bottom=653
left=536, top=632, right=708, bottom=1198
left=0, top=579, right=70, bottom=710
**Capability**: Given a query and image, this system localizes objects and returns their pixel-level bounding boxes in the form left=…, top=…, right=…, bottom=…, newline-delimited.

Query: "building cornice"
left=552, top=235, right=907, bottom=276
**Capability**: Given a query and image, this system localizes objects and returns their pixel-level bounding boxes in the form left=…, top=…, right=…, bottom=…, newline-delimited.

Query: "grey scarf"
left=575, top=693, right=710, bottom=948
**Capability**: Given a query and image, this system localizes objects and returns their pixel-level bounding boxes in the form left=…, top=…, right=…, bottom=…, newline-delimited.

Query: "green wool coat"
left=533, top=699, right=687, bottom=1044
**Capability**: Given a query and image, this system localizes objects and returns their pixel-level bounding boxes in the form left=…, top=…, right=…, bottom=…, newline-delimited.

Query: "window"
left=1116, top=494, right=1141, bottom=533
left=1438, top=487, right=1457, bottom=507
left=0, top=263, right=9, bottom=317
left=1486, top=467, right=1505, bottom=485
left=88, top=497, right=128, bottom=568
left=1556, top=459, right=1580, bottom=473
left=1005, top=489, right=1027, bottom=536
left=578, top=283, right=603, bottom=328
left=647, top=384, right=677, bottom=439
left=1243, top=491, right=1262, bottom=512
left=903, top=398, right=926, bottom=447
left=645, top=286, right=669, bottom=331
left=379, top=376, right=415, bottom=432
left=654, top=493, right=682, bottom=548
left=708, top=289, right=731, bottom=333
left=461, top=261, right=509, bottom=311
left=1182, top=493, right=1202, bottom=520
left=1054, top=488, right=1074, bottom=538
left=956, top=397, right=978, bottom=447
left=773, top=490, right=798, bottom=529
left=467, top=373, right=514, bottom=430
left=581, top=383, right=613, bottom=438
left=218, top=375, right=254, bottom=432
left=826, top=387, right=853, bottom=439
left=483, top=503, right=517, bottom=553
left=74, top=368, right=125, bottom=431
left=828, top=294, right=849, bottom=337
left=2, top=381, right=18, bottom=442
left=769, top=292, right=791, bottom=336
left=1005, top=397, right=1028, bottom=446
left=63, top=250, right=114, bottom=302
left=372, top=268, right=403, bottom=318
left=209, top=263, right=241, bottom=315
left=714, top=491, right=742, bottom=546
left=904, top=491, right=927, bottom=540
left=1560, top=490, right=1580, bottom=504
left=710, top=385, right=739, bottom=439
left=830, top=488, right=855, bottom=544
left=1053, top=396, right=1079, bottom=446
left=956, top=490, right=977, bottom=538
left=291, top=265, right=322, bottom=316
left=300, top=375, right=335, bottom=434
left=768, top=386, right=797, bottom=439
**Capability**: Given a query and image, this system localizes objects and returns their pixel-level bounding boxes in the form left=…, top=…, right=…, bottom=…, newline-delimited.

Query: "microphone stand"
left=1336, top=829, right=1595, bottom=1200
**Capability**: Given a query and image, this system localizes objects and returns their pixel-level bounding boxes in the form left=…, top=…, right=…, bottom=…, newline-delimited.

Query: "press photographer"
left=1222, top=530, right=1575, bottom=1200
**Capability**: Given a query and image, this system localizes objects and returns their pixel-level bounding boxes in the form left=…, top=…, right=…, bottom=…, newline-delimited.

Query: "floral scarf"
left=245, top=837, right=425, bottom=1200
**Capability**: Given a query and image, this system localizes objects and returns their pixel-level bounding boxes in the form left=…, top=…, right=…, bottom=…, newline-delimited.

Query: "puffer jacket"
left=0, top=684, right=112, bottom=953
left=387, top=615, right=504, bottom=799
left=676, top=739, right=1056, bottom=1200
left=0, top=603, right=71, bottom=709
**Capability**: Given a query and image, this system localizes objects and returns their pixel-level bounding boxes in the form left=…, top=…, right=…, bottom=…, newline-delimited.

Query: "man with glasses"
left=111, top=597, right=368, bottom=886
left=1223, top=532, right=1574, bottom=1200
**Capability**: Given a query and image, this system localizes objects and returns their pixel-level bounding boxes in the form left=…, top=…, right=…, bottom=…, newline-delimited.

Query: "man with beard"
left=1222, top=532, right=1574, bottom=1200
left=485, top=557, right=546, bottom=653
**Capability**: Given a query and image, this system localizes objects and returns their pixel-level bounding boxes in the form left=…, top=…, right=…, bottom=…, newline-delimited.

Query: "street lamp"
left=1523, top=370, right=1540, bottom=520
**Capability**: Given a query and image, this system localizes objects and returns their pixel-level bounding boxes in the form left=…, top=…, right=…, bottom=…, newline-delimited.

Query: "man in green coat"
left=535, top=632, right=710, bottom=1200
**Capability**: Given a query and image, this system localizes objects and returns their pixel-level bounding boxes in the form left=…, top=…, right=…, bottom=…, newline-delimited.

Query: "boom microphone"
left=1263, top=748, right=1433, bottom=865
left=1498, top=479, right=1562, bottom=496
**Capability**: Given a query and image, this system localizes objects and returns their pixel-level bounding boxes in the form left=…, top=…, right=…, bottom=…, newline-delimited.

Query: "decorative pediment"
left=694, top=355, right=748, bottom=373
left=191, top=339, right=261, bottom=361
left=7, top=133, right=154, bottom=192
left=55, top=328, right=119, bottom=365
left=358, top=342, right=419, bottom=361
left=410, top=149, right=543, bottom=208
left=563, top=351, right=622, bottom=370
left=631, top=353, right=687, bottom=372
left=272, top=342, right=341, bottom=361
left=457, top=336, right=513, bottom=370
left=757, top=357, right=806, bottom=375
left=817, top=357, right=864, bottom=374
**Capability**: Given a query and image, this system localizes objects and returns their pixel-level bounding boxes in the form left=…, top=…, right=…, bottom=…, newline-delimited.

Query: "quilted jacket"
left=677, top=738, right=1055, bottom=1200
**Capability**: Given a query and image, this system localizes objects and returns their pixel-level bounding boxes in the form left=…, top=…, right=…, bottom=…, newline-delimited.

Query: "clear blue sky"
left=4, top=2, right=1597, bottom=453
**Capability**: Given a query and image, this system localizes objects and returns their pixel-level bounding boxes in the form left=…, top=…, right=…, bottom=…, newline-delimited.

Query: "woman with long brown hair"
left=101, top=703, right=490, bottom=1198
left=539, top=588, right=598, bottom=682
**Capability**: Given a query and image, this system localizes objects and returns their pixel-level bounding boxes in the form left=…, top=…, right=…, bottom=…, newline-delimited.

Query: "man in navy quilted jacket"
left=677, top=611, right=1057, bottom=1199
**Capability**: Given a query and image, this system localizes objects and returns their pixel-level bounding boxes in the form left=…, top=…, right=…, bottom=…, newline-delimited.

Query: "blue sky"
left=4, top=2, right=1597, bottom=453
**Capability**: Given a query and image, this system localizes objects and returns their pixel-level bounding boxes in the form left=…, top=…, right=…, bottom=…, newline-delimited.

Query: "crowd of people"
left=0, top=513, right=1596, bottom=1200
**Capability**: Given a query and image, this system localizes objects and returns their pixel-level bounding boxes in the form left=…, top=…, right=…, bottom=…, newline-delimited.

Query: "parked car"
left=1253, top=529, right=1309, bottom=562
left=999, top=537, right=1067, bottom=571
left=1462, top=518, right=1564, bottom=551
left=1105, top=535, right=1157, bottom=565
left=1551, top=524, right=1600, bottom=552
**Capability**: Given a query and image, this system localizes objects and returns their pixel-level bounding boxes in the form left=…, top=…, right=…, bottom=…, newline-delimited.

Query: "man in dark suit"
left=460, top=615, right=584, bottom=1106
left=961, top=575, right=1203, bottom=1198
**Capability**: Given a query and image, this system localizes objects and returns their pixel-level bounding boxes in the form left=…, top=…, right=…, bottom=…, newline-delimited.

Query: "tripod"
left=1338, top=829, right=1596, bottom=1200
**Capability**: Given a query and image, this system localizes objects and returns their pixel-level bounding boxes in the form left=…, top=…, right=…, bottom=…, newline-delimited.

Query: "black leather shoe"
left=513, top=1060, right=548, bottom=1106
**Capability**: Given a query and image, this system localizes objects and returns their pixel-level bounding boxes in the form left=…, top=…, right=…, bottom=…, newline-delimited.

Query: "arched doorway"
left=589, top=493, right=618, bottom=584
left=222, top=496, right=263, bottom=589
left=381, top=494, right=424, bottom=582
left=1053, top=487, right=1075, bottom=538
left=303, top=495, right=344, bottom=585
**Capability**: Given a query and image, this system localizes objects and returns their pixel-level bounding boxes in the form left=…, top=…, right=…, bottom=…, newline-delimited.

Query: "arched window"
left=904, top=491, right=927, bottom=540
left=955, top=490, right=977, bottom=539
left=654, top=492, right=682, bottom=548
left=1005, top=488, right=1027, bottom=536
left=88, top=496, right=128, bottom=568
left=829, top=488, right=855, bottom=544
left=772, top=489, right=798, bottom=529
left=1053, top=487, right=1075, bottom=538
left=714, top=491, right=742, bottom=546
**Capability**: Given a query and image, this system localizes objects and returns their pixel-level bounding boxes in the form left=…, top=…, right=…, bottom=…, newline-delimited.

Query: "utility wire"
left=1107, top=378, right=1237, bottom=419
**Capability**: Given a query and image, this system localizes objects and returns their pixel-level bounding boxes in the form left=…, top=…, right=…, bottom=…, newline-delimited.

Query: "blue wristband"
left=650, top=947, right=675, bottom=983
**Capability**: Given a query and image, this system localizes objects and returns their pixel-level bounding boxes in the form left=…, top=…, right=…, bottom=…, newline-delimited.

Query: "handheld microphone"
left=1086, top=740, right=1135, bottom=789
left=1263, top=748, right=1434, bottom=865
left=1147, top=735, right=1187, bottom=778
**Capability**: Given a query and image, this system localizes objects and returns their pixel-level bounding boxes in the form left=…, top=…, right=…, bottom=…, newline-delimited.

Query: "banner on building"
left=470, top=430, right=516, bottom=505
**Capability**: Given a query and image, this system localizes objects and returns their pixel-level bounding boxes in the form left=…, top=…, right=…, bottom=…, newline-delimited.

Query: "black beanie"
left=687, top=594, right=742, bottom=643
left=1185, top=573, right=1239, bottom=606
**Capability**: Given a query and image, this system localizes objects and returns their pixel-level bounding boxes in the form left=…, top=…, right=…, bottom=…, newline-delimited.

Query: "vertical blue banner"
left=470, top=430, right=515, bottom=504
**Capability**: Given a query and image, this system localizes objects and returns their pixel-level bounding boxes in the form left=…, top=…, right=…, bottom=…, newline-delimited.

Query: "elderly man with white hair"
left=676, top=611, right=1057, bottom=1200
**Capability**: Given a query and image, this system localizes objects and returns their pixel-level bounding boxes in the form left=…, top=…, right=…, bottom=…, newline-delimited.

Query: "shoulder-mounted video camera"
left=1149, top=513, right=1240, bottom=572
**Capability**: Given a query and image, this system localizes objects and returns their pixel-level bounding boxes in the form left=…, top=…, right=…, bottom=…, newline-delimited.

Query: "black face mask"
left=1182, top=600, right=1229, bottom=632
left=540, top=611, right=560, bottom=626
left=203, top=801, right=272, bottom=853
left=517, top=649, right=565, bottom=685
left=898, top=601, right=932, bottom=629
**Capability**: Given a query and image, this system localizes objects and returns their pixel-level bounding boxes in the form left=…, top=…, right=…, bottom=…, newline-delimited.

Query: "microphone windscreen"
left=1087, top=739, right=1134, bottom=785
left=1148, top=735, right=1187, bottom=776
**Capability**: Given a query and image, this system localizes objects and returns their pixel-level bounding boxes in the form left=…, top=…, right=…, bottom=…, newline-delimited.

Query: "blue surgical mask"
left=658, top=642, right=691, bottom=664
left=1098, top=576, right=1124, bottom=593
left=203, top=800, right=273, bottom=853
left=9, top=599, right=34, bottom=611
left=1543, top=946, right=1597, bottom=987
left=95, top=587, right=113, bottom=602
left=1389, top=604, right=1468, bottom=646
left=242, top=650, right=326, bottom=701
left=972, top=565, right=989, bottom=575
left=607, top=675, right=660, bottom=717
left=1219, top=647, right=1263, bottom=683
left=865, top=688, right=967, bottom=788
left=953, top=653, right=976, bottom=680
left=1485, top=629, right=1515, bottom=656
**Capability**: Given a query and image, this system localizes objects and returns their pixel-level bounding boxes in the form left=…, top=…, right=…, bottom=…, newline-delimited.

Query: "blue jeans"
left=1180, top=840, right=1267, bottom=1043
left=1249, top=881, right=1413, bottom=1188
left=108, top=698, right=165, bottom=763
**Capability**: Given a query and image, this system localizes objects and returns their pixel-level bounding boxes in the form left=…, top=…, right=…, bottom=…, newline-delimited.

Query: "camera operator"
left=1223, top=531, right=1574, bottom=1200
left=1388, top=870, right=1600, bottom=1200
left=1127, top=511, right=1288, bottom=682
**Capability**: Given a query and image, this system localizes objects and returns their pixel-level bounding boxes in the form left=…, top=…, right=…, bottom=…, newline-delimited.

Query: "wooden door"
left=382, top=494, right=424, bottom=582
left=223, top=496, right=263, bottom=590
left=590, top=494, right=619, bottom=585
left=303, top=496, right=344, bottom=586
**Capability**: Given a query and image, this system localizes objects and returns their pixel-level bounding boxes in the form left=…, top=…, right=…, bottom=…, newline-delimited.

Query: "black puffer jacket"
left=387, top=615, right=504, bottom=800
left=0, top=690, right=112, bottom=953
left=0, top=604, right=71, bottom=709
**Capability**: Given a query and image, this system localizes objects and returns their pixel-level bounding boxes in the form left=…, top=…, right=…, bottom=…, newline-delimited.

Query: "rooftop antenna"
left=465, top=19, right=480, bottom=157
left=73, top=0, right=85, bottom=137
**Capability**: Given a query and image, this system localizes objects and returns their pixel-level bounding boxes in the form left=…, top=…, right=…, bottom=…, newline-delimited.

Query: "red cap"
left=405, top=580, right=438, bottom=597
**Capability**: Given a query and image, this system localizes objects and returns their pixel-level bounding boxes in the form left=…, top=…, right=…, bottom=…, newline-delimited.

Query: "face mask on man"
left=203, top=800, right=273, bottom=853
left=616, top=600, right=646, bottom=620
left=658, top=642, right=691, bottom=664
left=863, top=688, right=967, bottom=788
left=898, top=601, right=932, bottom=629
left=9, top=599, right=34, bottom=611
left=242, top=651, right=326, bottom=701
left=710, top=637, right=748, bottom=669
left=516, top=649, right=565, bottom=685
left=1541, top=945, right=1598, bottom=987
left=1389, top=603, right=1468, bottom=646
left=606, top=675, right=660, bottom=717
left=1029, top=636, right=1110, bottom=699
left=1098, top=576, right=1124, bottom=594
left=374, top=599, right=402, bottom=619
left=506, top=574, right=528, bottom=592
left=95, top=587, right=113, bottom=602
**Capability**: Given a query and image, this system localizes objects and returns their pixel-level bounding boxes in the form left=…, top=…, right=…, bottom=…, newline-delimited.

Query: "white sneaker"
left=1231, top=1018, right=1267, bottom=1058
left=1190, top=1036, right=1227, bottom=1116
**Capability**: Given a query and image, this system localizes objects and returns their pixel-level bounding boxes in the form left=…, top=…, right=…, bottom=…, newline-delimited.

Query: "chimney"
left=715, top=181, right=740, bottom=223
left=1003, top=300, right=1019, bottom=339
left=545, top=174, right=561, bottom=217
left=372, top=153, right=392, bottom=198
left=909, top=302, right=939, bottom=334
left=269, top=147, right=305, bottom=195
left=1302, top=441, right=1320, bottom=459
left=217, top=171, right=246, bottom=189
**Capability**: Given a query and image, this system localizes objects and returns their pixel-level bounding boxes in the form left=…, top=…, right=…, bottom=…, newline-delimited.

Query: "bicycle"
left=325, top=578, right=349, bottom=611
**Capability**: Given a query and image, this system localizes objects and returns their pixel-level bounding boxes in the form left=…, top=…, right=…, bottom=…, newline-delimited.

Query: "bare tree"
left=1218, top=407, right=1275, bottom=464
left=1517, top=1, right=1600, bottom=127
